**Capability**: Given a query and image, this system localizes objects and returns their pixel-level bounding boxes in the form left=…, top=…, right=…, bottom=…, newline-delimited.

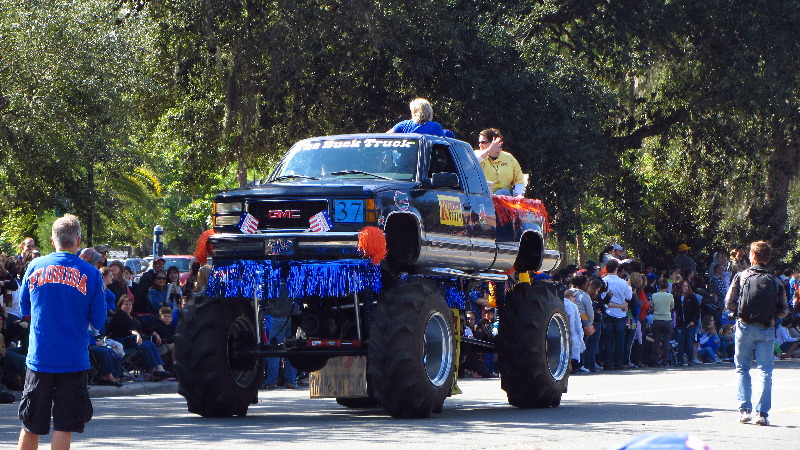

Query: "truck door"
left=414, top=140, right=475, bottom=270
left=449, top=142, right=497, bottom=270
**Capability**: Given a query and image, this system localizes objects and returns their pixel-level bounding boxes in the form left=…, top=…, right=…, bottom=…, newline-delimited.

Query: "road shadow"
left=3, top=394, right=713, bottom=446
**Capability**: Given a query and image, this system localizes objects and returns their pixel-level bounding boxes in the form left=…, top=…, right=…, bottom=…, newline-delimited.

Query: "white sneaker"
left=755, top=413, right=769, bottom=426
left=692, top=358, right=703, bottom=364
left=739, top=410, right=752, bottom=423
left=577, top=366, right=590, bottom=373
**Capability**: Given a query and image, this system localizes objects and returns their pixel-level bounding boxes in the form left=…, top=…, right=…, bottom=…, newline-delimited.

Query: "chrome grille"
left=247, top=200, right=328, bottom=230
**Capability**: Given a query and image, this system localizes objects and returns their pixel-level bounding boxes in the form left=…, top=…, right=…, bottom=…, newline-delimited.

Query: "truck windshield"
left=271, top=138, right=419, bottom=182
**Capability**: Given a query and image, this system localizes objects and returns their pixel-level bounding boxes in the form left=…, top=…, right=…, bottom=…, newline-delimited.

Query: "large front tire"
left=497, top=282, right=570, bottom=408
left=367, top=279, right=455, bottom=418
left=175, top=297, right=262, bottom=417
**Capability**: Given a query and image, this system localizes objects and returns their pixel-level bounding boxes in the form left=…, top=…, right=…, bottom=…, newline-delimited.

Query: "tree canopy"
left=1, top=0, right=799, bottom=268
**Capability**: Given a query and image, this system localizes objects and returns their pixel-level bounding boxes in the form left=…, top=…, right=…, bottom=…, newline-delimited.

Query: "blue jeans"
left=735, top=320, right=775, bottom=415
left=582, top=320, right=602, bottom=370
left=90, top=346, right=122, bottom=378
left=139, top=340, right=165, bottom=371
left=623, top=325, right=636, bottom=365
left=265, top=317, right=297, bottom=386
left=675, top=325, right=696, bottom=364
left=603, top=316, right=626, bottom=368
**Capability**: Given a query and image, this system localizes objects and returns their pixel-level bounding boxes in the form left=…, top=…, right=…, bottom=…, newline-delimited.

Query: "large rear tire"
left=367, top=279, right=455, bottom=418
left=497, top=282, right=570, bottom=408
left=175, top=297, right=262, bottom=417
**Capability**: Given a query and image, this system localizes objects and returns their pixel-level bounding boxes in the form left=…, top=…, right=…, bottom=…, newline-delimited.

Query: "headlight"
left=214, top=216, right=241, bottom=226
left=214, top=202, right=243, bottom=215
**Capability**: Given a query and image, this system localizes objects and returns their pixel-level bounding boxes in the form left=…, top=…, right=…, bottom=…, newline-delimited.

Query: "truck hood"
left=214, top=180, right=418, bottom=200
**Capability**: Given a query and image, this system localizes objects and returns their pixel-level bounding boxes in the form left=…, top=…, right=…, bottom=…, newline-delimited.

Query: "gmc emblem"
left=268, top=210, right=301, bottom=219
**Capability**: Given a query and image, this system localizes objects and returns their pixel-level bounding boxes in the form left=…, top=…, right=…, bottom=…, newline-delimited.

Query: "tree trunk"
left=87, top=161, right=94, bottom=246
left=557, top=234, right=568, bottom=270
left=575, top=203, right=585, bottom=266
left=757, top=135, right=800, bottom=250
left=553, top=192, right=568, bottom=269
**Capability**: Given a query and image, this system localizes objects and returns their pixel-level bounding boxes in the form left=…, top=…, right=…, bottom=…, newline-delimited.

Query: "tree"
left=0, top=0, right=160, bottom=246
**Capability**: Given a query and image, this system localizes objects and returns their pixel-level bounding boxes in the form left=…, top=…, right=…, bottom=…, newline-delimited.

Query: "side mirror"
left=431, top=172, right=460, bottom=189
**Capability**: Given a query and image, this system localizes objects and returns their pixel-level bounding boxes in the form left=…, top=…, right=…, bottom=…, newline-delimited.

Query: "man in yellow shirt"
left=474, top=128, right=525, bottom=197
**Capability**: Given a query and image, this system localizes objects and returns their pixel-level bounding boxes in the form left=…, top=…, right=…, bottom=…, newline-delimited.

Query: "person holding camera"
left=585, top=279, right=608, bottom=372
left=586, top=275, right=628, bottom=371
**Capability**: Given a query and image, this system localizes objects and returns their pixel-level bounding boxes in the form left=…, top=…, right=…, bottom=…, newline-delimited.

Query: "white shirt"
left=776, top=326, right=797, bottom=345
left=563, top=299, right=585, bottom=359
left=7, top=287, right=22, bottom=318
left=604, top=274, right=632, bottom=319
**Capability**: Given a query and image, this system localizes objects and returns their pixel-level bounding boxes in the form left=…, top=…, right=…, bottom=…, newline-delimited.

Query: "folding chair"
left=120, top=347, right=146, bottom=382
left=87, top=349, right=101, bottom=385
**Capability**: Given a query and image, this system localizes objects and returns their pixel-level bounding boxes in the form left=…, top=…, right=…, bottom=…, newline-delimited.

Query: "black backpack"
left=737, top=267, right=779, bottom=327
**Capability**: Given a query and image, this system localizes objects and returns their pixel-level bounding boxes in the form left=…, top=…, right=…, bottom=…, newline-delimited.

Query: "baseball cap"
left=678, top=243, right=691, bottom=251
left=611, top=244, right=624, bottom=251
left=95, top=244, right=109, bottom=253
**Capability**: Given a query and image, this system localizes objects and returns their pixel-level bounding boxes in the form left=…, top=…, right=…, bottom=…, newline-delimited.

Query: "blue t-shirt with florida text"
left=21, top=251, right=107, bottom=373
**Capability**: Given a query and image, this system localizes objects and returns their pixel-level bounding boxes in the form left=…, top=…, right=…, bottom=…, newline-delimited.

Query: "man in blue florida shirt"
left=18, top=214, right=106, bottom=450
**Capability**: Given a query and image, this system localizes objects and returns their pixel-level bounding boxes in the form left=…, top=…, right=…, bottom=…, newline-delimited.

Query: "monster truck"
left=174, top=133, right=570, bottom=418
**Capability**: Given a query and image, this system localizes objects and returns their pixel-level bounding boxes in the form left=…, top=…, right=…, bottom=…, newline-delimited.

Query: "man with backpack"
left=725, top=241, right=789, bottom=426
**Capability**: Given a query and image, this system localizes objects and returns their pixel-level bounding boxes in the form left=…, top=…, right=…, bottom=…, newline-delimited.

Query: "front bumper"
left=210, top=231, right=363, bottom=261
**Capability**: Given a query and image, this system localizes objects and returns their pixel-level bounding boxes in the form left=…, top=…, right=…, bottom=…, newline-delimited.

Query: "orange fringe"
left=194, top=229, right=215, bottom=264
left=358, top=226, right=387, bottom=265
left=491, top=195, right=551, bottom=233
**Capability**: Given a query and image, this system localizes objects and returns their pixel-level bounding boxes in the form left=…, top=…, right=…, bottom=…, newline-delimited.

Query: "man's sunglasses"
left=155, top=276, right=167, bottom=280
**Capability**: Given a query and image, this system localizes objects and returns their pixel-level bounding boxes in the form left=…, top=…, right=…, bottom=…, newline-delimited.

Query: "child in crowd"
left=719, top=324, right=734, bottom=360
left=172, top=296, right=188, bottom=332
left=698, top=316, right=721, bottom=363
left=776, top=317, right=799, bottom=359
left=563, top=289, right=587, bottom=373
left=153, top=307, right=176, bottom=367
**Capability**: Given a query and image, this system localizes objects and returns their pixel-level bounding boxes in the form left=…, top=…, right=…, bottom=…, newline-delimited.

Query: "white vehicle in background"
left=108, top=258, right=147, bottom=278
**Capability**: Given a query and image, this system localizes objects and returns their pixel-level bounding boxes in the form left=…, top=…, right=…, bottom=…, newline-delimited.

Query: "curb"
left=5, top=380, right=179, bottom=403
left=86, top=380, right=178, bottom=399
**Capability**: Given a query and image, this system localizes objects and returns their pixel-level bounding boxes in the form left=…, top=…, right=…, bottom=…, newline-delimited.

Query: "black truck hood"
left=214, top=180, right=418, bottom=200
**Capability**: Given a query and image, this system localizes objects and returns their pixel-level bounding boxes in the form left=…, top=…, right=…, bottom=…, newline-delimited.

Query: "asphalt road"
left=0, top=360, right=798, bottom=449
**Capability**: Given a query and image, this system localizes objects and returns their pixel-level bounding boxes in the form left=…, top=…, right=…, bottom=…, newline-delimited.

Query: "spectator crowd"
left=0, top=237, right=212, bottom=399
left=3, top=235, right=800, bottom=397
left=459, top=243, right=800, bottom=378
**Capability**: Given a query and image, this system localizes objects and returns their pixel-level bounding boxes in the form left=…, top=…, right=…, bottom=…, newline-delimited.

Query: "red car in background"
left=159, top=255, right=196, bottom=284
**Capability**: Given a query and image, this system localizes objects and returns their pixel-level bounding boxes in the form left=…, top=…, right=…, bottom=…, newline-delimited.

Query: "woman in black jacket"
left=673, top=280, right=700, bottom=366
left=107, top=295, right=171, bottom=379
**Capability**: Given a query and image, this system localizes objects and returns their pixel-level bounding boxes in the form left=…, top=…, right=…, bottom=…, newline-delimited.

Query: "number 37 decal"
left=334, top=200, right=364, bottom=223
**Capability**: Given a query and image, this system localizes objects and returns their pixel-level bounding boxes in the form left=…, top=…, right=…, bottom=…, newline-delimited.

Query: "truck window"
left=272, top=138, right=420, bottom=182
left=450, top=142, right=490, bottom=195
left=427, top=144, right=458, bottom=178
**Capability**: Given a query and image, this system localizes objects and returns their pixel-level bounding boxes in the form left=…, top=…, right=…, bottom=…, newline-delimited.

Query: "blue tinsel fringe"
left=286, top=260, right=381, bottom=298
left=208, top=259, right=381, bottom=299
left=445, top=287, right=466, bottom=310
left=206, top=260, right=280, bottom=299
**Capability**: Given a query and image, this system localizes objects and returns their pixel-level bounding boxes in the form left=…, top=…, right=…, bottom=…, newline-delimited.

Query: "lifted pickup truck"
left=175, top=133, right=569, bottom=418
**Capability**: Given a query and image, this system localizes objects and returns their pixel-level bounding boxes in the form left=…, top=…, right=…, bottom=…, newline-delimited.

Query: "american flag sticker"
left=238, top=212, right=260, bottom=234
left=309, top=211, right=333, bottom=232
